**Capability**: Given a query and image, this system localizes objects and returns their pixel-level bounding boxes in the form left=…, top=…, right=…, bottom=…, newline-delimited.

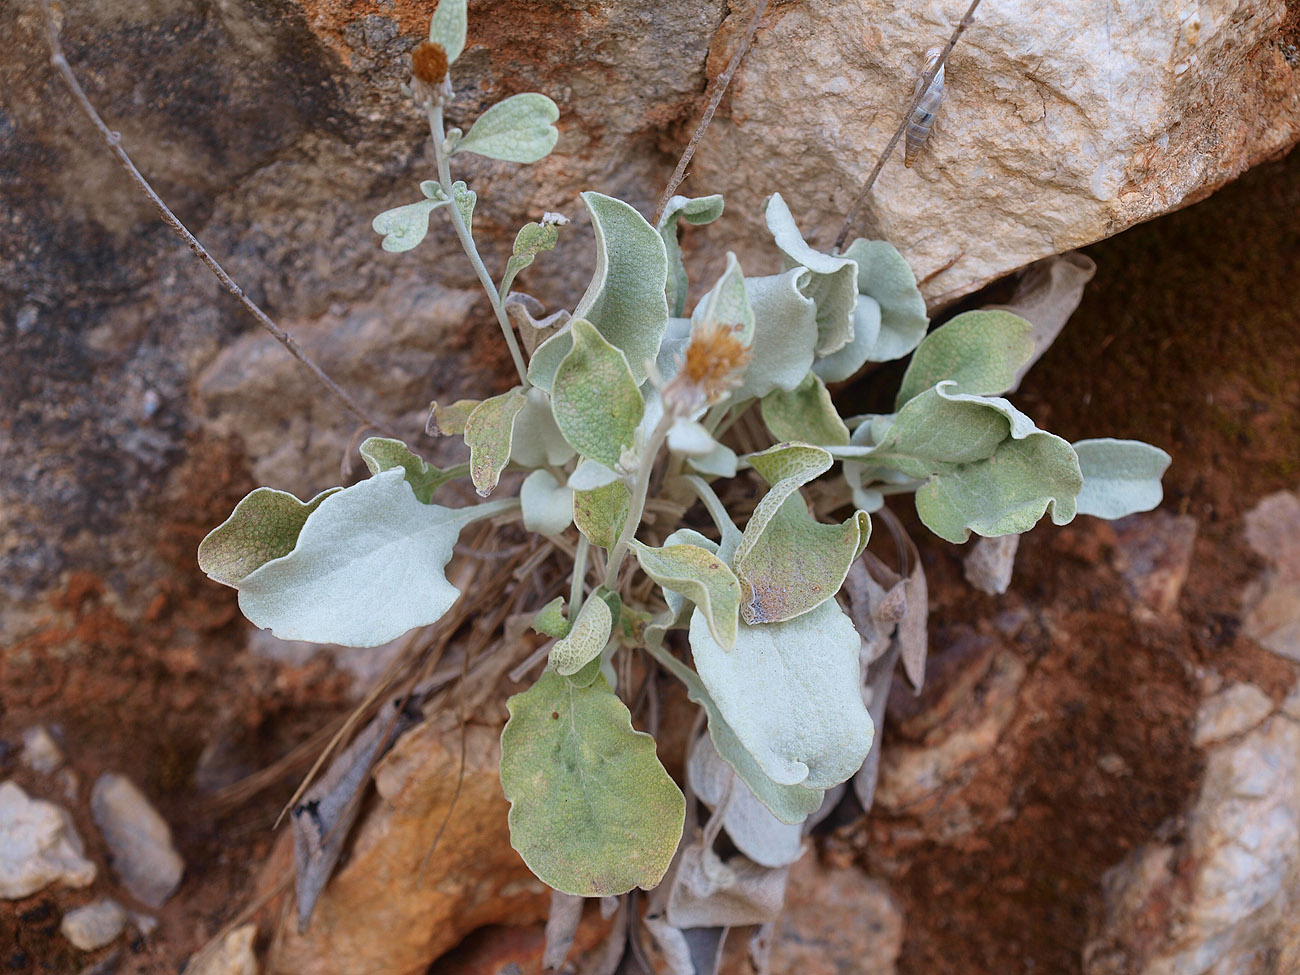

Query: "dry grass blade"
left=39, top=0, right=395, bottom=436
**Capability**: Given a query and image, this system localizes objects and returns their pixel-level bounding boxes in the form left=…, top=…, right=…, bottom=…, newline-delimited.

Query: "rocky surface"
left=60, top=896, right=129, bottom=951
left=185, top=924, right=261, bottom=975
left=1241, top=488, right=1300, bottom=662
left=90, top=773, right=185, bottom=909
left=0, top=780, right=96, bottom=900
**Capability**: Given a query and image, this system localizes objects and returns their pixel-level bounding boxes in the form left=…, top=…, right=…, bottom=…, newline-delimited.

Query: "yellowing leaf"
left=572, top=481, right=631, bottom=550
left=198, top=486, right=340, bottom=587
left=631, top=541, right=740, bottom=650
left=465, top=387, right=527, bottom=496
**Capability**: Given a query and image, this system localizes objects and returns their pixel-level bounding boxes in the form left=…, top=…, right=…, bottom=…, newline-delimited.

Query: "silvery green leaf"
left=895, top=309, right=1035, bottom=408
left=521, top=469, right=573, bottom=535
left=666, top=844, right=789, bottom=929
left=549, top=593, right=613, bottom=676
left=689, top=442, right=738, bottom=478
left=688, top=733, right=804, bottom=868
left=838, top=238, right=929, bottom=364
left=552, top=319, right=644, bottom=468
left=688, top=599, right=875, bottom=789
left=649, top=646, right=824, bottom=823
left=428, top=0, right=466, bottom=63
left=465, top=387, right=527, bottom=496
left=233, top=469, right=478, bottom=647
left=199, top=487, right=340, bottom=587
left=533, top=596, right=572, bottom=639
left=502, top=218, right=564, bottom=292
left=690, top=252, right=754, bottom=345
left=812, top=293, right=881, bottom=384
left=735, top=270, right=818, bottom=400
left=764, top=193, right=857, bottom=356
left=451, top=180, right=476, bottom=234
left=530, top=193, right=669, bottom=390
left=659, top=194, right=725, bottom=316
left=359, top=437, right=463, bottom=503
left=419, top=180, right=447, bottom=201
left=1072, top=438, right=1171, bottom=519
left=510, top=388, right=576, bottom=468
left=568, top=459, right=622, bottom=491
left=759, top=373, right=849, bottom=447
left=500, top=671, right=685, bottom=896
left=631, top=540, right=740, bottom=650
left=667, top=418, right=717, bottom=457
left=372, top=198, right=447, bottom=253
left=455, top=93, right=560, bottom=163
left=573, top=481, right=631, bottom=550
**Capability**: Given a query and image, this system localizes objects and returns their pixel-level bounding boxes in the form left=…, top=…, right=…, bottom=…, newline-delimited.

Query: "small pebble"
left=91, top=774, right=184, bottom=909
left=61, top=898, right=128, bottom=951
left=20, top=727, right=65, bottom=776
left=0, top=780, right=96, bottom=899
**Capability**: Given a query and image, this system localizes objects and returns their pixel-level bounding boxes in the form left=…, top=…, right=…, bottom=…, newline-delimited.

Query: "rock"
left=60, top=897, right=129, bottom=951
left=693, top=0, right=1300, bottom=306
left=769, top=855, right=904, bottom=975
left=90, top=773, right=184, bottom=909
left=265, top=714, right=548, bottom=975
left=963, top=534, right=1021, bottom=595
left=20, top=726, right=65, bottom=775
left=1084, top=684, right=1300, bottom=974
left=0, top=780, right=97, bottom=899
left=185, top=924, right=260, bottom=975
left=1111, top=512, right=1199, bottom=617
left=1241, top=489, right=1300, bottom=661
left=1192, top=682, right=1274, bottom=747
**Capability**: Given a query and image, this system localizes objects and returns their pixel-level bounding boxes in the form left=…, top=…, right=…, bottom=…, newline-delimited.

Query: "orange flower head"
left=411, top=41, right=449, bottom=86
left=666, top=321, right=751, bottom=414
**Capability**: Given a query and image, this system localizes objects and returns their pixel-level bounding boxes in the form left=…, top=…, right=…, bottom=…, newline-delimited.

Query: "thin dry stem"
left=652, top=0, right=770, bottom=226
left=833, top=0, right=984, bottom=251
left=40, top=1, right=395, bottom=435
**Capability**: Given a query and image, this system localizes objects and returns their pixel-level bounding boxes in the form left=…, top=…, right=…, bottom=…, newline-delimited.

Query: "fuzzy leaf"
left=429, top=0, right=466, bottom=63
left=465, top=387, right=527, bottom=496
left=232, top=469, right=475, bottom=647
left=521, top=469, right=574, bottom=535
left=666, top=844, right=789, bottom=929
left=510, top=388, right=576, bottom=468
left=359, top=437, right=462, bottom=503
left=688, top=599, right=874, bottom=790
left=691, top=252, right=754, bottom=345
left=530, top=193, right=669, bottom=390
left=895, top=310, right=1035, bottom=408
left=573, top=481, right=631, bottom=550
left=649, top=647, right=824, bottom=824
left=760, top=373, right=849, bottom=446
left=631, top=541, right=740, bottom=650
left=551, top=319, right=644, bottom=468
left=500, top=670, right=685, bottom=896
left=451, top=181, right=476, bottom=234
left=199, top=487, right=340, bottom=587
left=1073, top=438, right=1171, bottom=519
left=533, top=597, right=572, bottom=639
left=835, top=238, right=928, bottom=367
left=550, top=594, right=613, bottom=676
left=568, top=459, right=622, bottom=491
left=813, top=293, right=881, bottom=383
left=765, top=194, right=857, bottom=356
left=659, top=194, right=725, bottom=316
left=503, top=218, right=563, bottom=288
left=431, top=398, right=480, bottom=436
left=736, top=269, right=819, bottom=400
left=372, top=198, right=446, bottom=253
left=455, top=93, right=559, bottom=163
left=688, top=734, right=804, bottom=868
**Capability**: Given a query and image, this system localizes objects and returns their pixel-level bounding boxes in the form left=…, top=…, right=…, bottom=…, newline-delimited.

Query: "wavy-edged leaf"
left=503, top=217, right=564, bottom=292
left=733, top=444, right=832, bottom=591
left=666, top=844, right=789, bottom=929
left=551, top=319, right=644, bottom=467
left=549, top=594, right=613, bottom=676
left=837, top=238, right=928, bottom=366
left=736, top=269, right=819, bottom=400
left=530, top=193, right=669, bottom=390
left=895, top=309, right=1035, bottom=408
left=691, top=252, right=754, bottom=345
left=764, top=193, right=857, bottom=356
left=510, top=387, right=576, bottom=468
left=631, top=541, right=740, bottom=650
left=813, top=293, right=881, bottom=384
left=500, top=670, right=685, bottom=896
left=233, top=469, right=478, bottom=647
left=521, top=469, right=573, bottom=535
left=451, top=180, right=476, bottom=234
left=648, top=646, right=824, bottom=824
left=359, top=437, right=462, bottom=503
left=429, top=0, right=466, bottom=63
left=465, top=387, right=527, bottom=496
left=688, top=599, right=874, bottom=789
left=199, top=487, right=340, bottom=587
left=372, top=198, right=447, bottom=253
left=659, top=194, right=725, bottom=316
left=573, top=481, right=631, bottom=550
left=533, top=596, right=571, bottom=639
left=455, top=93, right=559, bottom=163
left=760, top=373, right=849, bottom=446
left=430, top=398, right=480, bottom=436
left=1073, top=438, right=1170, bottom=519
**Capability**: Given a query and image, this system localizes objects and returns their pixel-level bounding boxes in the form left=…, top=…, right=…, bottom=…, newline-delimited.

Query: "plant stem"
left=570, top=534, right=590, bottom=615
left=604, top=414, right=675, bottom=589
left=427, top=105, right=530, bottom=386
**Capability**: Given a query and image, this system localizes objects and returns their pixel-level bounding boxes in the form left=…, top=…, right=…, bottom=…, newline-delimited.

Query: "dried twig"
left=40, top=1, right=395, bottom=436
left=652, top=0, right=770, bottom=226
left=833, top=0, right=984, bottom=251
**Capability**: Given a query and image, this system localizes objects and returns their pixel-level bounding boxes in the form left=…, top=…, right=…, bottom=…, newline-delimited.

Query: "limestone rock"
left=1241, top=488, right=1300, bottom=661
left=1085, top=685, right=1300, bottom=974
left=0, top=780, right=97, bottom=899
left=265, top=715, right=548, bottom=975
left=1192, top=682, right=1274, bottom=747
left=60, top=897, right=129, bottom=952
left=185, top=924, right=260, bottom=975
left=20, top=726, right=66, bottom=775
left=1111, top=512, right=1199, bottom=617
left=90, top=773, right=185, bottom=909
left=692, top=0, right=1300, bottom=305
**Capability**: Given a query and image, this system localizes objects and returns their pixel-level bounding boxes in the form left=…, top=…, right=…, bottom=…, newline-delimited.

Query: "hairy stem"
left=427, top=105, right=530, bottom=386
left=570, top=534, right=590, bottom=615
left=604, top=414, right=675, bottom=590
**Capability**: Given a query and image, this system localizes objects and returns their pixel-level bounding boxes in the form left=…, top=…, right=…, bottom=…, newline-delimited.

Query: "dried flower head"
left=411, top=41, right=449, bottom=85
left=664, top=321, right=750, bottom=415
